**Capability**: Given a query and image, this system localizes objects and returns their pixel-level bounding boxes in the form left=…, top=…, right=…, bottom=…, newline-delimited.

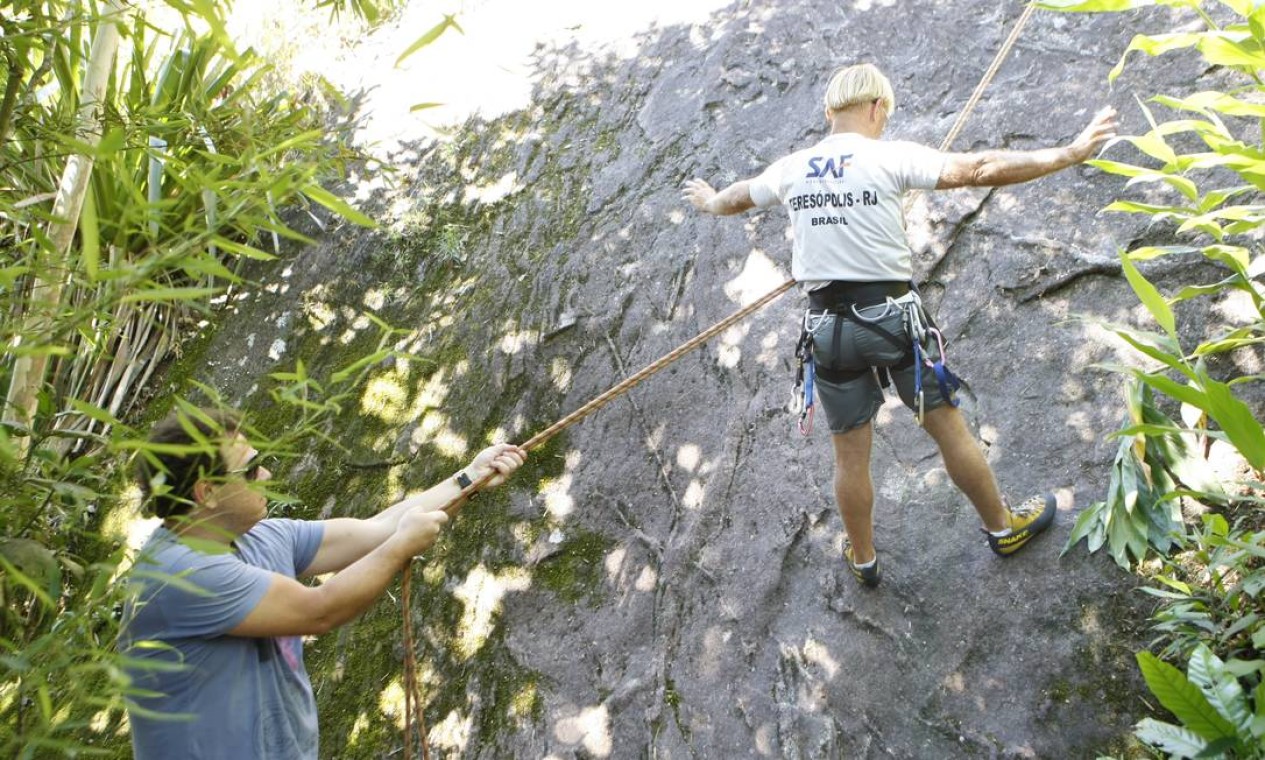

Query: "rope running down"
left=400, top=4, right=1038, bottom=756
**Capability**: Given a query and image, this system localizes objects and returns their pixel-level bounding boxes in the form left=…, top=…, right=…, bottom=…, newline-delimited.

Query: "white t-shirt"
left=748, top=132, right=946, bottom=285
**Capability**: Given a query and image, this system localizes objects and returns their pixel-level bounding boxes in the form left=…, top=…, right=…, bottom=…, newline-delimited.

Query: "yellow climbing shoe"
left=986, top=494, right=1056, bottom=557
left=844, top=543, right=882, bottom=588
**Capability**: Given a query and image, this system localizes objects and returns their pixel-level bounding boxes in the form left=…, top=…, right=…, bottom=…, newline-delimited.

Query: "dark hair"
left=135, top=408, right=242, bottom=519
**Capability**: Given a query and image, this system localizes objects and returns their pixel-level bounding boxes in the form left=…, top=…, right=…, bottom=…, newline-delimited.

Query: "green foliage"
left=1135, top=644, right=1264, bottom=758
left=1064, top=382, right=1211, bottom=568
left=1142, top=513, right=1265, bottom=663
left=1048, top=1, right=1265, bottom=755
left=0, top=0, right=396, bottom=755
left=1056, top=0, right=1265, bottom=565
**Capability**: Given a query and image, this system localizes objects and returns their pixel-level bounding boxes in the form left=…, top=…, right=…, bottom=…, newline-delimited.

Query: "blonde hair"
left=823, top=63, right=895, bottom=115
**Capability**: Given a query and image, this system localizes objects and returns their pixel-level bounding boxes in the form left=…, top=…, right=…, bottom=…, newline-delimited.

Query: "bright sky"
left=229, top=0, right=734, bottom=152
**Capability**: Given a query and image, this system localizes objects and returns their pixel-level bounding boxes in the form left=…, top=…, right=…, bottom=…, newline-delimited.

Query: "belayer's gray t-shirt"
left=121, top=519, right=324, bottom=759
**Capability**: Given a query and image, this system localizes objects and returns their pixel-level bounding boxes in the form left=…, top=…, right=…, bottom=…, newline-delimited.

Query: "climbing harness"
left=400, top=4, right=1039, bottom=755
left=795, top=288, right=962, bottom=427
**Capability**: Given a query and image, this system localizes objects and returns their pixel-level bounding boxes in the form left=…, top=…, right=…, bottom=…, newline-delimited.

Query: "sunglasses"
left=228, top=458, right=270, bottom=482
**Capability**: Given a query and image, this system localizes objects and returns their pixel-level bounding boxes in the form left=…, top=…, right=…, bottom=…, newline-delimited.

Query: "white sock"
left=853, top=557, right=877, bottom=569
left=989, top=527, right=1012, bottom=537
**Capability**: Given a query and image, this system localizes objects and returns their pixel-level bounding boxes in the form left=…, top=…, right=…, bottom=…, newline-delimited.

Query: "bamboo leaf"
left=81, top=188, right=100, bottom=280
left=330, top=349, right=393, bottom=384
left=211, top=236, right=277, bottom=261
left=1120, top=132, right=1180, bottom=167
left=119, top=286, right=221, bottom=304
left=303, top=184, right=376, bottom=228
left=395, top=14, right=464, bottom=67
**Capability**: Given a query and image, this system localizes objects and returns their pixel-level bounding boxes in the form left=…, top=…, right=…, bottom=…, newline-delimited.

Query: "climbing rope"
left=400, top=279, right=795, bottom=756
left=398, top=4, right=1038, bottom=755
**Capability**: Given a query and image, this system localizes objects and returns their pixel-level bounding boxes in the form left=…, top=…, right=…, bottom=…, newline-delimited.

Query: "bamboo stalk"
left=3, top=1, right=126, bottom=455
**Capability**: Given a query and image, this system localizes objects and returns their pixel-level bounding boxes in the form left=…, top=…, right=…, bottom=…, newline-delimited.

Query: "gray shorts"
left=807, top=306, right=956, bottom=433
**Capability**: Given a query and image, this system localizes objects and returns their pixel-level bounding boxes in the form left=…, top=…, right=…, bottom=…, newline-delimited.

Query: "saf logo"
left=806, top=153, right=854, bottom=179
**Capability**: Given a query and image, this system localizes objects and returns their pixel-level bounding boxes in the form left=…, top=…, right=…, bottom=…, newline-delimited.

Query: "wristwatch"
left=455, top=471, right=476, bottom=498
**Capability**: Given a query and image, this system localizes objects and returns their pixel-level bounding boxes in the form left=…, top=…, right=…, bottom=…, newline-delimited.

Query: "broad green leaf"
left=1120, top=133, right=1180, bottom=167
left=1138, top=651, right=1238, bottom=741
left=255, top=128, right=325, bottom=160
left=395, top=14, right=464, bottom=67
left=1221, top=659, right=1264, bottom=679
left=1110, top=329, right=1188, bottom=374
left=1198, top=32, right=1265, bottom=70
left=0, top=555, right=56, bottom=608
left=1197, top=186, right=1255, bottom=213
left=1110, top=31, right=1205, bottom=81
left=180, top=251, right=238, bottom=281
left=1124, top=172, right=1199, bottom=200
left=1157, top=91, right=1265, bottom=119
left=1135, top=718, right=1211, bottom=757
left=1122, top=251, right=1176, bottom=336
left=1040, top=0, right=1197, bottom=11
left=1201, top=244, right=1251, bottom=275
left=1221, top=0, right=1259, bottom=16
left=98, top=126, right=127, bottom=156
left=0, top=265, right=31, bottom=289
left=1190, top=646, right=1254, bottom=737
left=1194, top=335, right=1264, bottom=356
left=1127, top=245, right=1200, bottom=261
left=1198, top=373, right=1265, bottom=471
left=67, top=399, right=128, bottom=430
left=0, top=540, right=61, bottom=601
left=1088, top=159, right=1155, bottom=178
left=1133, top=372, right=1208, bottom=414
left=1104, top=200, right=1191, bottom=217
left=1063, top=499, right=1106, bottom=555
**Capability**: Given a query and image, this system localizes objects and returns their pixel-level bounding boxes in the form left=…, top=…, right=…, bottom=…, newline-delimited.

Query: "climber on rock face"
left=117, top=407, right=526, bottom=759
left=682, top=62, right=1116, bottom=588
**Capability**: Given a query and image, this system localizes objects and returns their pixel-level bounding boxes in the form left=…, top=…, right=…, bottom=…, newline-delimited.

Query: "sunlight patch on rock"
left=453, top=563, right=531, bottom=659
left=552, top=703, right=612, bottom=756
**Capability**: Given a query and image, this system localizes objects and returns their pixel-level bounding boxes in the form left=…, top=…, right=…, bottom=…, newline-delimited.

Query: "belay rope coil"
left=400, top=3, right=1038, bottom=755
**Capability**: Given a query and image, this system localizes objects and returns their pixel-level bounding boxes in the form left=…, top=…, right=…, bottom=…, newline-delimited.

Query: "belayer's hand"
left=464, top=443, right=527, bottom=489
left=394, top=507, right=449, bottom=556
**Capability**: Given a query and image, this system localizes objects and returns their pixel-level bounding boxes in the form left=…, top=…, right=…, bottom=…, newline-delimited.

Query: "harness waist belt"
left=808, top=280, right=910, bottom=312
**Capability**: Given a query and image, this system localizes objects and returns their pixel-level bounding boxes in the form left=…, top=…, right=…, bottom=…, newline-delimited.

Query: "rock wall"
left=192, top=1, right=1228, bottom=757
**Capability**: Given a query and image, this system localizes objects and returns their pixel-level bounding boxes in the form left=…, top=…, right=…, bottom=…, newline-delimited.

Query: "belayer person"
left=119, top=407, right=527, bottom=758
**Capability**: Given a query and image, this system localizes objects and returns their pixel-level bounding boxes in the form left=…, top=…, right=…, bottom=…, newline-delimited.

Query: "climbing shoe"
left=844, top=543, right=882, bottom=588
left=986, top=493, right=1056, bottom=557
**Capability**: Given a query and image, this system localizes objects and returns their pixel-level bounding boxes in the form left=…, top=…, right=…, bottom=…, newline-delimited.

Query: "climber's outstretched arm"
left=935, top=106, right=1117, bottom=189
left=681, top=178, right=757, bottom=216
